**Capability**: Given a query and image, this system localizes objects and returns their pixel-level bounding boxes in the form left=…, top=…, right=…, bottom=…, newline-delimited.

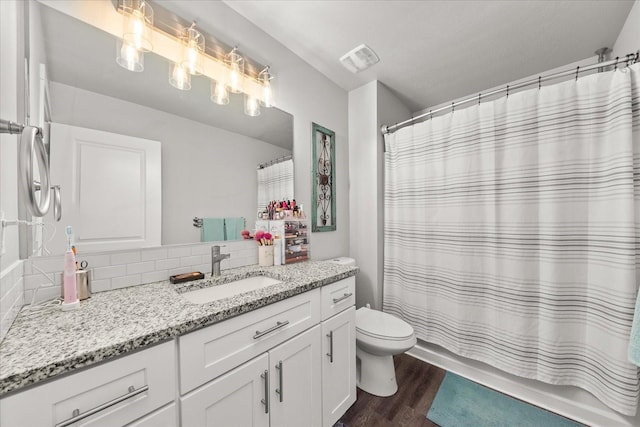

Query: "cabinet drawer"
left=179, top=288, right=320, bottom=394
left=0, top=340, right=175, bottom=427
left=321, top=277, right=355, bottom=320
left=126, top=403, right=176, bottom=427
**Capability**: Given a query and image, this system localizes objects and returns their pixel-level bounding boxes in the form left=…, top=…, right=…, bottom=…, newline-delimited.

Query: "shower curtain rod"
left=257, top=154, right=292, bottom=169
left=381, top=50, right=639, bottom=135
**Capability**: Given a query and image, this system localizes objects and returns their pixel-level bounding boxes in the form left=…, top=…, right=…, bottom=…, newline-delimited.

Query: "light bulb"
left=169, top=62, right=191, bottom=90
left=226, top=48, right=244, bottom=94
left=116, top=40, right=143, bottom=72
left=181, top=26, right=204, bottom=75
left=131, top=10, right=144, bottom=49
left=244, top=94, right=260, bottom=117
left=262, top=81, right=273, bottom=108
left=211, top=80, right=229, bottom=105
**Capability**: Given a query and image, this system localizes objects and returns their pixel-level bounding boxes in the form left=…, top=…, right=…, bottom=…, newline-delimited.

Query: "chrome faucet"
left=211, top=245, right=231, bottom=277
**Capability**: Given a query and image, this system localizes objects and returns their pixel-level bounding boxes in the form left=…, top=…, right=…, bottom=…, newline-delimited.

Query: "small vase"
left=258, top=245, right=274, bottom=267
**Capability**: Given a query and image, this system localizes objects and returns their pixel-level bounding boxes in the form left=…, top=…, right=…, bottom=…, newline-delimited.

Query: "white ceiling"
left=223, top=0, right=634, bottom=112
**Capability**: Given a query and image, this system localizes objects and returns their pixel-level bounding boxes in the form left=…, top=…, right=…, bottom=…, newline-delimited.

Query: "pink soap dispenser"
left=61, top=225, right=79, bottom=311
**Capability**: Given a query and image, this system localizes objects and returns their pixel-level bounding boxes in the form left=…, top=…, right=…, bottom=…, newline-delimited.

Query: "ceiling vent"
left=339, top=44, right=380, bottom=73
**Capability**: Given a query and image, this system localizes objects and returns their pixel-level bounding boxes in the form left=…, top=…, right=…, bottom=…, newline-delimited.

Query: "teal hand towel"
left=202, top=217, right=225, bottom=242
left=225, top=217, right=245, bottom=240
left=629, top=290, right=640, bottom=366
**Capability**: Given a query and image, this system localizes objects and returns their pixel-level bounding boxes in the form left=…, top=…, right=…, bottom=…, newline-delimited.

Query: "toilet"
left=326, top=257, right=417, bottom=397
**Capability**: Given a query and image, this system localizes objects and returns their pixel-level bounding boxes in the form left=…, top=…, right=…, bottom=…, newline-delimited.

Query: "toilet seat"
left=356, top=307, right=414, bottom=341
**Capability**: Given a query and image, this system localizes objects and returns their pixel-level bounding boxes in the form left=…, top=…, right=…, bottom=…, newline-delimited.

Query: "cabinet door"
left=269, top=325, right=322, bottom=427
left=321, top=306, right=356, bottom=427
left=181, top=353, right=269, bottom=427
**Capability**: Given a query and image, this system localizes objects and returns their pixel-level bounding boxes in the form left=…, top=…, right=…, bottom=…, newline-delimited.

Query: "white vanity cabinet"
left=181, top=325, right=322, bottom=427
left=0, top=341, right=176, bottom=427
left=320, top=277, right=357, bottom=427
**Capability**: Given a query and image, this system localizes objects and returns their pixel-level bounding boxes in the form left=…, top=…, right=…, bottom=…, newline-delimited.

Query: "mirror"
left=28, top=2, right=294, bottom=256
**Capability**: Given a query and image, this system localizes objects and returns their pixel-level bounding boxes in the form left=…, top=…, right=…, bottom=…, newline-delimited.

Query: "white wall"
left=348, top=81, right=410, bottom=309
left=48, top=82, right=289, bottom=247
left=613, top=0, right=639, bottom=58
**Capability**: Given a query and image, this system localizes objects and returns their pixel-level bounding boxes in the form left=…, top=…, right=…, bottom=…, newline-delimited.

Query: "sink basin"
left=181, top=276, right=282, bottom=304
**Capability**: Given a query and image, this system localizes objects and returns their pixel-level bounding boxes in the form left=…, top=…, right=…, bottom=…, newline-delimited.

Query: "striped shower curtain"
left=383, top=63, right=640, bottom=415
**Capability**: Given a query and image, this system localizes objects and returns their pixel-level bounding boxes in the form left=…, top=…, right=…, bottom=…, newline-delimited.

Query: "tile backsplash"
left=23, top=241, right=257, bottom=303
left=0, top=261, right=24, bottom=342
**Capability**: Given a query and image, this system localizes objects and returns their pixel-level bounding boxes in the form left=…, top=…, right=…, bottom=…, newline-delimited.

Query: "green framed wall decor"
left=312, top=123, right=336, bottom=232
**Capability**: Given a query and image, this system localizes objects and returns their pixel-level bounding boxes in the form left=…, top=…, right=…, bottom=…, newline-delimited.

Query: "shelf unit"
left=284, top=219, right=310, bottom=263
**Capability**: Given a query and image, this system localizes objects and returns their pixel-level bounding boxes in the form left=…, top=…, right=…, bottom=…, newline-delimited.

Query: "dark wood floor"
left=338, top=353, right=447, bottom=427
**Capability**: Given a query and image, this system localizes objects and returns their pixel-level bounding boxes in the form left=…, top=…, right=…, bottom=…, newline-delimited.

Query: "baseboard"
left=408, top=341, right=639, bottom=427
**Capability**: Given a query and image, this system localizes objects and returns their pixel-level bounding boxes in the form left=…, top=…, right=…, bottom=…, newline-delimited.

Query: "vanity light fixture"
left=211, top=80, right=230, bottom=105
left=259, top=66, right=273, bottom=108
left=116, top=0, right=153, bottom=72
left=114, top=0, right=273, bottom=116
left=227, top=47, right=244, bottom=94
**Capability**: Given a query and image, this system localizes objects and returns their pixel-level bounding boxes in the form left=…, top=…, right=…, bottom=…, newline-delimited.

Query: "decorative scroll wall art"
left=312, top=123, right=336, bottom=232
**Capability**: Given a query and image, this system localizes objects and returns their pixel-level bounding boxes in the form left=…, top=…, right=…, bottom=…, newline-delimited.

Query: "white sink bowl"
left=181, top=276, right=282, bottom=304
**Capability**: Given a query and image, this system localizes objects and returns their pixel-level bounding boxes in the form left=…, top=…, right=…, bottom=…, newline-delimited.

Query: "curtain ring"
left=506, top=85, right=509, bottom=98
left=575, top=66, right=580, bottom=81
left=538, top=76, right=541, bottom=90
left=478, top=93, right=481, bottom=105
left=429, top=110, right=433, bottom=120
left=451, top=102, right=455, bottom=113
left=614, top=56, right=619, bottom=71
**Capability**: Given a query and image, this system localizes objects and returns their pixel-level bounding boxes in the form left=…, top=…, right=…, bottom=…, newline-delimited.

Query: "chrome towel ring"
left=1, top=119, right=52, bottom=217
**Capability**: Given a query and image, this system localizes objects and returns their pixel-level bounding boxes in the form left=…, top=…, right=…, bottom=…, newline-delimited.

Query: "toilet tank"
left=326, top=257, right=357, bottom=266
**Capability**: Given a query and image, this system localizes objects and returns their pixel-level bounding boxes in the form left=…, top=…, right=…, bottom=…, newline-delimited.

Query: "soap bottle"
left=61, top=226, right=79, bottom=311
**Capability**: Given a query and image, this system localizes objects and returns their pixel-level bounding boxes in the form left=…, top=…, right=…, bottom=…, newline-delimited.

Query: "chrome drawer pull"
left=253, top=320, right=289, bottom=339
left=327, top=331, right=334, bottom=363
left=56, top=385, right=149, bottom=427
left=275, top=360, right=284, bottom=402
left=261, top=370, right=269, bottom=414
left=332, top=292, right=353, bottom=304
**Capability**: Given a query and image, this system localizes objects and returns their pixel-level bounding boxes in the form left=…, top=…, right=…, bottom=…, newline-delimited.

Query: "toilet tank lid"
left=326, top=257, right=356, bottom=266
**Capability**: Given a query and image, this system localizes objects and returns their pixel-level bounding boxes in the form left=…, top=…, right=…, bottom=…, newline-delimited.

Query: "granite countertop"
left=0, top=261, right=358, bottom=396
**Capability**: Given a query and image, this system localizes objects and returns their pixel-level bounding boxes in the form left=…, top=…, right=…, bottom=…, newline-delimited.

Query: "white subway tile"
left=190, top=245, right=211, bottom=256
left=156, top=258, right=180, bottom=270
left=21, top=259, right=32, bottom=275
left=112, top=274, right=142, bottom=290
left=80, top=254, right=111, bottom=268
left=167, top=246, right=191, bottom=258
left=93, top=265, right=127, bottom=280
left=90, top=279, right=112, bottom=293
left=142, top=270, right=169, bottom=284
left=193, top=264, right=209, bottom=274
left=126, top=261, right=156, bottom=275
left=23, top=274, right=50, bottom=291
left=180, top=256, right=203, bottom=267
left=110, top=251, right=141, bottom=265
left=30, top=257, right=65, bottom=274
left=141, top=248, right=168, bottom=261
left=29, top=285, right=60, bottom=304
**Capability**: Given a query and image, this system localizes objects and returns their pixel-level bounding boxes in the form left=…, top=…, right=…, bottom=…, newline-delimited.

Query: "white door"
left=321, top=306, right=356, bottom=427
left=181, top=353, right=270, bottom=427
left=269, top=325, right=322, bottom=427
left=48, top=123, right=161, bottom=254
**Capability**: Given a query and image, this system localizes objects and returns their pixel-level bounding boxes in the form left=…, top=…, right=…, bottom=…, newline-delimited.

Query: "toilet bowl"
left=356, top=306, right=416, bottom=397
left=324, top=256, right=416, bottom=397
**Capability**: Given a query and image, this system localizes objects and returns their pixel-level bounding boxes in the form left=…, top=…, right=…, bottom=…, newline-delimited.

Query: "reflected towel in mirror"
left=202, top=218, right=225, bottom=242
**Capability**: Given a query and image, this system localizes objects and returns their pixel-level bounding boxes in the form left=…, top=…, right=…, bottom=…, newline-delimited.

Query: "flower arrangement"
left=254, top=230, right=273, bottom=246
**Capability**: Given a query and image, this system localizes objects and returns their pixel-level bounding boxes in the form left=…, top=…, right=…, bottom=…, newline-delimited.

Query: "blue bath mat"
left=427, top=372, right=584, bottom=427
